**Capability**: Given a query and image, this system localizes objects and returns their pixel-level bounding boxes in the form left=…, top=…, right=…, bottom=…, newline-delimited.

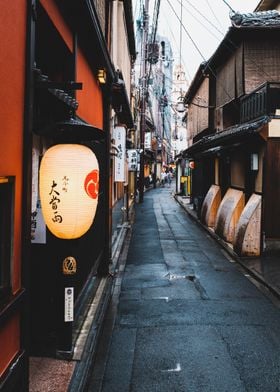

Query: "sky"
left=133, top=0, right=261, bottom=83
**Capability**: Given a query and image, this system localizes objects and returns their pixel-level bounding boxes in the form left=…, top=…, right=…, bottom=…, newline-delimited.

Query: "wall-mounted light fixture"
left=250, top=153, right=259, bottom=171
left=189, top=160, right=195, bottom=169
left=176, top=96, right=186, bottom=113
left=97, top=68, right=106, bottom=84
left=39, top=144, right=99, bottom=239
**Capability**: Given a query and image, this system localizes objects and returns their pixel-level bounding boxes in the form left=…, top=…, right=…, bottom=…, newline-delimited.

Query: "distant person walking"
left=166, top=171, right=172, bottom=187
left=160, top=170, right=166, bottom=187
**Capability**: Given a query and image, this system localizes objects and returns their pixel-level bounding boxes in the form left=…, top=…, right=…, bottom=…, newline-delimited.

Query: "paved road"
left=88, top=185, right=280, bottom=392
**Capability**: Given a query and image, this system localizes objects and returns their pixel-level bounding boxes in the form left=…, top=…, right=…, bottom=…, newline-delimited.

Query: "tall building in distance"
left=171, top=63, right=189, bottom=159
left=149, top=34, right=173, bottom=167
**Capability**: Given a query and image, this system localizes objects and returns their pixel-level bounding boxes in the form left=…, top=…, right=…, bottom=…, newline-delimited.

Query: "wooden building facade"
left=0, top=2, right=28, bottom=390
left=181, top=10, right=280, bottom=256
left=0, top=1, right=135, bottom=390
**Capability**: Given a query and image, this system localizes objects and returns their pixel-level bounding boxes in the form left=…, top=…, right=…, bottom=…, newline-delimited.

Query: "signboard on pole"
left=114, top=126, right=126, bottom=182
left=64, top=287, right=74, bottom=322
left=145, top=132, right=151, bottom=149
left=127, top=149, right=137, bottom=171
left=31, top=200, right=46, bottom=244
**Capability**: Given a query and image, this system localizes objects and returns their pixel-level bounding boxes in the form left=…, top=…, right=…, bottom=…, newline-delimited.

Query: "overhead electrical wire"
left=134, top=0, right=145, bottom=45
left=166, top=0, right=238, bottom=106
left=161, top=9, right=192, bottom=83
left=205, top=0, right=224, bottom=29
left=150, top=0, right=161, bottom=46
left=185, top=0, right=274, bottom=81
left=147, top=0, right=161, bottom=91
left=144, top=0, right=275, bottom=120
left=182, top=0, right=226, bottom=38
left=191, top=101, right=215, bottom=109
left=179, top=0, right=183, bottom=69
left=166, top=0, right=207, bottom=62
left=221, top=0, right=235, bottom=12
left=168, top=0, right=277, bottom=106
left=175, top=0, right=222, bottom=42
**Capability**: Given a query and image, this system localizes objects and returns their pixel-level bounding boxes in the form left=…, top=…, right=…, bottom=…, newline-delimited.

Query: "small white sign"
left=31, top=200, right=46, bottom=244
left=145, top=132, right=151, bottom=149
left=127, top=149, right=138, bottom=171
left=31, top=145, right=39, bottom=213
left=64, top=287, right=74, bottom=322
left=114, top=126, right=126, bottom=182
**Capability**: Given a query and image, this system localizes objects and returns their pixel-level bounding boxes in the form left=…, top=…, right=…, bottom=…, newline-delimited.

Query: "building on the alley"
left=179, top=5, right=280, bottom=257
left=109, top=1, right=136, bottom=238
left=0, top=1, right=135, bottom=390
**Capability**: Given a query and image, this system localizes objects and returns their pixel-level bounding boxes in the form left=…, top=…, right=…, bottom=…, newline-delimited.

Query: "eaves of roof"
left=184, top=62, right=207, bottom=105
left=255, top=0, right=279, bottom=11
left=182, top=116, right=269, bottom=157
left=56, top=0, right=115, bottom=81
left=112, top=78, right=134, bottom=128
left=122, top=0, right=136, bottom=60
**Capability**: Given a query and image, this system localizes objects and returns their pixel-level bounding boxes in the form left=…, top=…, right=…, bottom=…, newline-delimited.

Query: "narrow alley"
left=3, top=2, right=280, bottom=391
left=88, top=185, right=280, bottom=392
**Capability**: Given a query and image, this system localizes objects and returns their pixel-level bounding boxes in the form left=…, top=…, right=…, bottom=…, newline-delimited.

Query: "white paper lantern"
left=39, top=144, right=99, bottom=239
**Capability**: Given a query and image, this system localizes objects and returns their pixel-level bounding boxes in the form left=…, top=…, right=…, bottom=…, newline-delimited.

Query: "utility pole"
left=139, top=0, right=149, bottom=203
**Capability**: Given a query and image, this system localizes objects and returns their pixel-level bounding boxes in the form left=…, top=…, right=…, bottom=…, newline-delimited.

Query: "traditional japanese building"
left=110, top=0, right=136, bottom=235
left=0, top=1, right=135, bottom=390
left=181, top=9, right=280, bottom=257
left=0, top=2, right=28, bottom=390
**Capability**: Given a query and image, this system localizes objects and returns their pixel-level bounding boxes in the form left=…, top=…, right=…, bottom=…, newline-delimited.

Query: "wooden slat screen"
left=188, top=77, right=209, bottom=140
left=244, top=38, right=280, bottom=94
left=216, top=54, right=235, bottom=107
left=236, top=44, right=244, bottom=98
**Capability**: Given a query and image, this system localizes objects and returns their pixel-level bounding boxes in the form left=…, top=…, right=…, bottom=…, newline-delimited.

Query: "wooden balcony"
left=240, top=82, right=280, bottom=123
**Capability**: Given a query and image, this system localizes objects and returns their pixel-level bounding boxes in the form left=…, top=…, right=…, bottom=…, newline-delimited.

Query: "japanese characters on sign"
left=31, top=199, right=46, bottom=244
left=114, top=126, right=126, bottom=182
left=145, top=132, right=151, bottom=149
left=64, top=287, right=74, bottom=322
left=127, top=149, right=138, bottom=171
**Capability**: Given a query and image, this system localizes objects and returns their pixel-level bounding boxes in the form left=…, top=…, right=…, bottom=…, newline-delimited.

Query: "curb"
left=68, top=276, right=113, bottom=392
left=67, top=219, right=132, bottom=391
left=174, top=194, right=280, bottom=301
left=85, top=217, right=134, bottom=391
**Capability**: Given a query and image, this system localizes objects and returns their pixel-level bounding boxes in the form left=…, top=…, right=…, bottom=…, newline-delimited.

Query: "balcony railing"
left=240, top=82, right=280, bottom=123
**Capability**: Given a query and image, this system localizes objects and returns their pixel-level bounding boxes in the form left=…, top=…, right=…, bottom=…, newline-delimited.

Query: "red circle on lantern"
left=84, top=170, right=99, bottom=199
left=189, top=161, right=195, bottom=169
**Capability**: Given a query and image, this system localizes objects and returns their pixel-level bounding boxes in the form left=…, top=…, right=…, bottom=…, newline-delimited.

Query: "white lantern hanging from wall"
left=39, top=144, right=99, bottom=239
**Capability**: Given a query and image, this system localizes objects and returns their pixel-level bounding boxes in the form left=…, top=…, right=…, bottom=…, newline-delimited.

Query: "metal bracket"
left=110, top=144, right=119, bottom=156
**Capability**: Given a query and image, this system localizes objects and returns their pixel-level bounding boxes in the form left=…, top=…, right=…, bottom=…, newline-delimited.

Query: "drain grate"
left=165, top=273, right=185, bottom=280
left=165, top=273, right=196, bottom=281
left=164, top=272, right=209, bottom=300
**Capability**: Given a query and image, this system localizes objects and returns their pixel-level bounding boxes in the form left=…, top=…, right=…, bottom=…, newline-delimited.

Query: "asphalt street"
left=87, top=184, right=280, bottom=392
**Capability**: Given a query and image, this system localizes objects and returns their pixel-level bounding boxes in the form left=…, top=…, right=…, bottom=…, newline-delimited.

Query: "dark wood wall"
left=263, top=139, right=280, bottom=238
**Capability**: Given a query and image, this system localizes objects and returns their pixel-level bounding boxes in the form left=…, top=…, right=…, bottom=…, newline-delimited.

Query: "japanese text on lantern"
left=49, top=179, right=64, bottom=223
